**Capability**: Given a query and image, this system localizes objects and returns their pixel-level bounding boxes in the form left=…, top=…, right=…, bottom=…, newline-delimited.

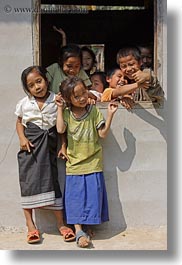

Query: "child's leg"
left=23, top=208, right=36, bottom=232
left=74, top=224, right=83, bottom=234
left=24, top=208, right=40, bottom=244
left=53, top=210, right=75, bottom=242
left=53, top=209, right=64, bottom=230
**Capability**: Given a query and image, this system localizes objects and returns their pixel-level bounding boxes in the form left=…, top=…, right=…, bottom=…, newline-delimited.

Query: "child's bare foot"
left=27, top=229, right=40, bottom=244
left=59, top=226, right=76, bottom=242
left=76, top=230, right=91, bottom=248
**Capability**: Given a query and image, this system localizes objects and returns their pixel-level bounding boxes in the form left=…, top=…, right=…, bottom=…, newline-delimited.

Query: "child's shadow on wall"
left=94, top=127, right=136, bottom=240
left=134, top=100, right=167, bottom=142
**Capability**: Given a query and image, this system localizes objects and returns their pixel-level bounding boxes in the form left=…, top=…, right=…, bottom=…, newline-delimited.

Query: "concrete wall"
left=0, top=0, right=167, bottom=232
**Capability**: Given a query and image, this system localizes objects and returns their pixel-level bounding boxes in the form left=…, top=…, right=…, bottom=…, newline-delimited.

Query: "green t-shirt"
left=46, top=63, right=92, bottom=94
left=63, top=105, right=105, bottom=175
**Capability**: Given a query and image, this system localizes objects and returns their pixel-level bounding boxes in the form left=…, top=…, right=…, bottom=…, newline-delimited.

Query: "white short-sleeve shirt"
left=15, top=91, right=57, bottom=130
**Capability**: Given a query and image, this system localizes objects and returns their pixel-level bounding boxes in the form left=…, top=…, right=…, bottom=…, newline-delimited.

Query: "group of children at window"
left=51, top=26, right=164, bottom=106
left=15, top=36, right=164, bottom=248
left=47, top=43, right=164, bottom=108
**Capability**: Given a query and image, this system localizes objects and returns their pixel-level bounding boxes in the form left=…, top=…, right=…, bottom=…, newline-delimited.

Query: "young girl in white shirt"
left=15, top=66, right=75, bottom=244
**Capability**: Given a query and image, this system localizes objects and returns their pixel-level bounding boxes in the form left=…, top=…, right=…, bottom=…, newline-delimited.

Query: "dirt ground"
left=0, top=226, right=167, bottom=250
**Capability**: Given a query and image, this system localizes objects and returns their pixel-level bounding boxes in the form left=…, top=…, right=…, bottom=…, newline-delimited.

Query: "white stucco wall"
left=0, top=0, right=167, bottom=232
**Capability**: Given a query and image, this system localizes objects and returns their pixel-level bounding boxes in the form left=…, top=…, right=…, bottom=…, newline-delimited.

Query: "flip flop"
left=27, top=229, right=40, bottom=244
left=59, top=227, right=76, bottom=242
left=76, top=230, right=91, bottom=248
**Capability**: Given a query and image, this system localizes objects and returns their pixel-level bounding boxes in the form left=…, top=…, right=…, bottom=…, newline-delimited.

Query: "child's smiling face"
left=71, top=82, right=88, bottom=108
left=107, top=69, right=127, bottom=88
left=118, top=54, right=142, bottom=81
left=82, top=50, right=94, bottom=71
left=63, top=57, right=81, bottom=77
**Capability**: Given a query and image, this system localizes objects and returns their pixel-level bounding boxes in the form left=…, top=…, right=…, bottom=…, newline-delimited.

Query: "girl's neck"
left=34, top=91, right=50, bottom=110
left=34, top=91, right=50, bottom=102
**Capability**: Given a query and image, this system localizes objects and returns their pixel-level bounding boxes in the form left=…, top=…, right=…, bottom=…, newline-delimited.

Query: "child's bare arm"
left=57, top=132, right=69, bottom=161
left=98, top=102, right=118, bottom=138
left=53, top=26, right=67, bottom=46
left=16, top=117, right=34, bottom=152
left=112, top=82, right=139, bottom=98
left=55, top=94, right=66, bottom=134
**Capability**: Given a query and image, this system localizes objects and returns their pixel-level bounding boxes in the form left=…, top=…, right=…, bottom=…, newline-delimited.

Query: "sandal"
left=27, top=229, right=40, bottom=244
left=76, top=230, right=91, bottom=248
left=59, top=226, right=76, bottom=242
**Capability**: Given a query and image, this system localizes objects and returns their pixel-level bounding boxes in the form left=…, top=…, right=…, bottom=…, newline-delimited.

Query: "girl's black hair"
left=59, top=44, right=82, bottom=67
left=21, top=66, right=48, bottom=95
left=59, top=77, right=87, bottom=106
left=90, top=71, right=107, bottom=89
left=81, top=46, right=97, bottom=65
left=106, top=67, right=121, bottom=78
left=116, top=46, right=141, bottom=65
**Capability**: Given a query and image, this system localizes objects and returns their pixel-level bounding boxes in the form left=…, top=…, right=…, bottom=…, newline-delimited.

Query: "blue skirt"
left=64, top=172, right=109, bottom=225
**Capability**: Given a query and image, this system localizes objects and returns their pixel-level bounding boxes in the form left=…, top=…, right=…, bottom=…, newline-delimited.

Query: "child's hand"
left=20, top=137, right=34, bottom=152
left=132, top=70, right=150, bottom=84
left=57, top=147, right=69, bottom=162
left=87, top=98, right=96, bottom=105
left=108, top=101, right=118, bottom=114
left=55, top=93, right=65, bottom=108
left=139, top=81, right=150, bottom=89
left=53, top=26, right=66, bottom=36
left=120, top=95, right=135, bottom=110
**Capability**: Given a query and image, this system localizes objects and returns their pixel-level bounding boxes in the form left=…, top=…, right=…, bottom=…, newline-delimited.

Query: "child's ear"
left=106, top=77, right=111, bottom=84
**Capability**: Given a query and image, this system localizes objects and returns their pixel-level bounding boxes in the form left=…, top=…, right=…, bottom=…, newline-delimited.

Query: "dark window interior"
left=41, top=0, right=154, bottom=71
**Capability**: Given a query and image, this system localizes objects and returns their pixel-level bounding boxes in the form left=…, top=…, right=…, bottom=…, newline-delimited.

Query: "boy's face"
left=107, top=69, right=127, bottom=88
left=118, top=55, right=142, bottom=81
left=140, top=47, right=153, bottom=69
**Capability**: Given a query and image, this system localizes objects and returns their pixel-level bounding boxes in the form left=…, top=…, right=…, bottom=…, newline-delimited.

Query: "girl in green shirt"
left=56, top=77, right=118, bottom=248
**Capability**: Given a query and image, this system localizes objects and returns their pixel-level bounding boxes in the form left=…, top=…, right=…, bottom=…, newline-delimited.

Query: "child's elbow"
left=99, top=132, right=107, bottom=139
left=57, top=127, right=65, bottom=134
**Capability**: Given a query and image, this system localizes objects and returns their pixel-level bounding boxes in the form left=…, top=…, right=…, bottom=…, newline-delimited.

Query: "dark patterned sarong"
left=17, top=122, right=62, bottom=209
